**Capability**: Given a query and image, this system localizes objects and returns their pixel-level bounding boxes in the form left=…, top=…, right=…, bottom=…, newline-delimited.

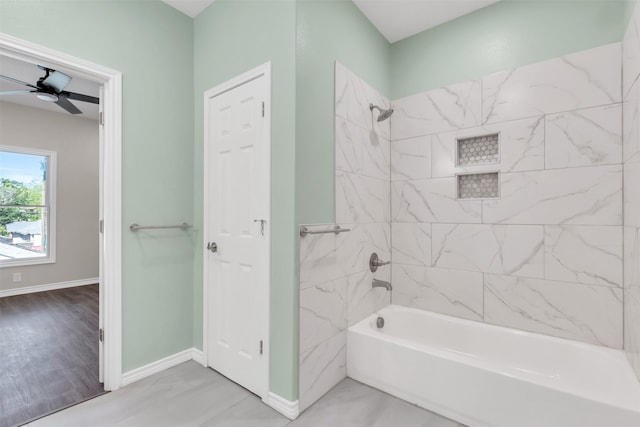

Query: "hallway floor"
left=25, top=361, right=465, bottom=427
left=0, top=285, right=105, bottom=427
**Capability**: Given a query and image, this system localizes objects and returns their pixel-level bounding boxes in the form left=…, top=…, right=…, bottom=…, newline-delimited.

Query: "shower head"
left=369, top=103, right=394, bottom=122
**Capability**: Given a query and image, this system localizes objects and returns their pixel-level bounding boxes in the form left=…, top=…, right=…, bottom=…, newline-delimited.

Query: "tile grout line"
left=482, top=272, right=486, bottom=322
left=543, top=224, right=547, bottom=281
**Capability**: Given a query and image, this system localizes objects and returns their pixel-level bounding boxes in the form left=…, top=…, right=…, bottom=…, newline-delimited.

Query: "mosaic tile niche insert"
left=458, top=172, right=500, bottom=199
left=457, top=133, right=499, bottom=166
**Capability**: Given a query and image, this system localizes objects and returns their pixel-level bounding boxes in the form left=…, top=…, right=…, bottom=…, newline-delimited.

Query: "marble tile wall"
left=391, top=42, right=624, bottom=348
left=298, top=63, right=391, bottom=412
left=335, top=63, right=391, bottom=330
left=623, top=1, right=640, bottom=380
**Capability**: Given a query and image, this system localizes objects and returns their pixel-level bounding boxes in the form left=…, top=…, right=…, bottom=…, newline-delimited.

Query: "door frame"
left=0, top=33, right=123, bottom=391
left=202, top=62, right=271, bottom=399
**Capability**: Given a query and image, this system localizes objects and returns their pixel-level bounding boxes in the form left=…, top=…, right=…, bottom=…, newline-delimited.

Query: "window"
left=0, top=145, right=56, bottom=267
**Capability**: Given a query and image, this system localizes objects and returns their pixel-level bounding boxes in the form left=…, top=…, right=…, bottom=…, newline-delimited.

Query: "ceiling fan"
left=0, top=65, right=99, bottom=115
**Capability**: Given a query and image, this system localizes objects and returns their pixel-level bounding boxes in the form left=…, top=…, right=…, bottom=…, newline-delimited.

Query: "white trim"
left=0, top=277, right=99, bottom=298
left=0, top=145, right=57, bottom=268
left=122, top=349, right=193, bottom=386
left=121, top=348, right=206, bottom=386
left=0, top=145, right=54, bottom=156
left=98, top=84, right=105, bottom=384
left=202, top=62, right=272, bottom=399
left=264, top=392, right=300, bottom=420
left=0, top=33, right=123, bottom=391
left=192, top=348, right=206, bottom=366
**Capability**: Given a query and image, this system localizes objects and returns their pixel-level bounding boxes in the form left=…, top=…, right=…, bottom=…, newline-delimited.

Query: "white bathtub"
left=347, top=305, right=640, bottom=427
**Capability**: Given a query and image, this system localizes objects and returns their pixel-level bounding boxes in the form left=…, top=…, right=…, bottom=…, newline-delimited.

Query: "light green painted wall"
left=0, top=0, right=195, bottom=372
left=193, top=0, right=298, bottom=400
left=391, top=0, right=628, bottom=99
left=295, top=0, right=390, bottom=225
left=624, top=0, right=638, bottom=28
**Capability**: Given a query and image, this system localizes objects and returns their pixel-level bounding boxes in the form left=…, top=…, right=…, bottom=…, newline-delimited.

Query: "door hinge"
left=261, top=101, right=265, bottom=117
left=99, top=219, right=104, bottom=234
left=99, top=328, right=104, bottom=342
left=99, top=111, right=104, bottom=125
left=260, top=340, right=263, bottom=355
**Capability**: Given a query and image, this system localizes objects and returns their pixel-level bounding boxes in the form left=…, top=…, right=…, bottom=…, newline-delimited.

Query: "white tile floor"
left=24, top=362, right=464, bottom=427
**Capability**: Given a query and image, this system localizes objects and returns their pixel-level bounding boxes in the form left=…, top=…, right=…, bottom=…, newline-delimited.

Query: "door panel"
left=205, top=74, right=269, bottom=397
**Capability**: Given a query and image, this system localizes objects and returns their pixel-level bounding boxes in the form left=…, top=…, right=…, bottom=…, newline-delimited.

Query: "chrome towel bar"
left=129, top=223, right=192, bottom=232
left=299, top=225, right=350, bottom=237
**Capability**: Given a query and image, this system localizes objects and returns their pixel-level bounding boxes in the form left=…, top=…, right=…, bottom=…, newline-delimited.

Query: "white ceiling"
left=162, top=0, right=216, bottom=18
left=353, top=0, right=501, bottom=43
left=162, top=0, right=500, bottom=43
left=0, top=55, right=100, bottom=120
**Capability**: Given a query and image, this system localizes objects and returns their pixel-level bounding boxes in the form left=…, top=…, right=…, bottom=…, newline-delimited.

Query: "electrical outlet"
left=12, top=272, right=22, bottom=282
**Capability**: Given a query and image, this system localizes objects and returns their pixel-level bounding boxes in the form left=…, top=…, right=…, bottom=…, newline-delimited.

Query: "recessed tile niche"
left=455, top=133, right=500, bottom=199
left=458, top=172, right=500, bottom=199
left=457, top=133, right=499, bottom=166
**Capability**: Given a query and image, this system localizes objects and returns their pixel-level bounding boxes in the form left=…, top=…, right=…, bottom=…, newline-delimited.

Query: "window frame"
left=0, top=144, right=57, bottom=268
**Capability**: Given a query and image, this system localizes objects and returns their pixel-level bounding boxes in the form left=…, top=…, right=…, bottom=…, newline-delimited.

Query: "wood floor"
left=0, top=285, right=105, bottom=427
left=25, top=361, right=465, bottom=427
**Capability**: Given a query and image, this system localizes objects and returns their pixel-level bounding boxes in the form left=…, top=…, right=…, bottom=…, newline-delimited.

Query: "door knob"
left=207, top=242, right=218, bottom=253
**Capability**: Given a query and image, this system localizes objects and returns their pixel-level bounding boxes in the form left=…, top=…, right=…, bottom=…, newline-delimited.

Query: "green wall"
left=193, top=0, right=298, bottom=400
left=295, top=0, right=390, bottom=225
left=0, top=0, right=195, bottom=372
left=391, top=0, right=629, bottom=99
left=624, top=0, right=638, bottom=28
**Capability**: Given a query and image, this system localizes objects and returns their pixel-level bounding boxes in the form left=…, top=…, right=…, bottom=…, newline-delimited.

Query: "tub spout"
left=372, top=279, right=392, bottom=291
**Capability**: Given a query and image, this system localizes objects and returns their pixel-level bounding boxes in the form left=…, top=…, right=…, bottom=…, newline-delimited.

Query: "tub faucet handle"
left=370, top=253, right=390, bottom=272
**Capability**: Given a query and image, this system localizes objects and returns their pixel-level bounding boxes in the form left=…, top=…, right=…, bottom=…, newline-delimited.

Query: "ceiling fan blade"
left=42, top=70, right=71, bottom=92
left=62, top=91, right=99, bottom=104
left=0, top=74, right=38, bottom=89
left=0, top=90, right=36, bottom=96
left=55, top=95, right=82, bottom=114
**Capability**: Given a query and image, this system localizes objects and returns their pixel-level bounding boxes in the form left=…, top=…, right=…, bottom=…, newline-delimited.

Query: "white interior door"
left=204, top=67, right=270, bottom=397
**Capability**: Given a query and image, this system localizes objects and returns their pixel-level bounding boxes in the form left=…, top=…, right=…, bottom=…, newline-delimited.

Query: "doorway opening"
left=0, top=32, right=122, bottom=425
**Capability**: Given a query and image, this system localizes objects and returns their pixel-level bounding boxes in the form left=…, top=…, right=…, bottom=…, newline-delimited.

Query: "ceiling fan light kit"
left=0, top=65, right=98, bottom=114
left=38, top=68, right=71, bottom=92
left=35, top=91, right=58, bottom=102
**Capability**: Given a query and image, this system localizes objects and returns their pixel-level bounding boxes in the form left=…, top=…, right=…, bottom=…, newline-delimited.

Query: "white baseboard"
left=121, top=348, right=205, bottom=387
left=264, top=392, right=299, bottom=420
left=192, top=348, right=206, bottom=366
left=0, top=277, right=99, bottom=298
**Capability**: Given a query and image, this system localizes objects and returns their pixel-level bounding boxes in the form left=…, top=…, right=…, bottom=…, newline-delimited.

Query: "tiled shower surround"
left=624, top=2, right=640, bottom=380
left=391, top=42, right=624, bottom=349
left=298, top=63, right=391, bottom=411
left=299, top=37, right=640, bottom=410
